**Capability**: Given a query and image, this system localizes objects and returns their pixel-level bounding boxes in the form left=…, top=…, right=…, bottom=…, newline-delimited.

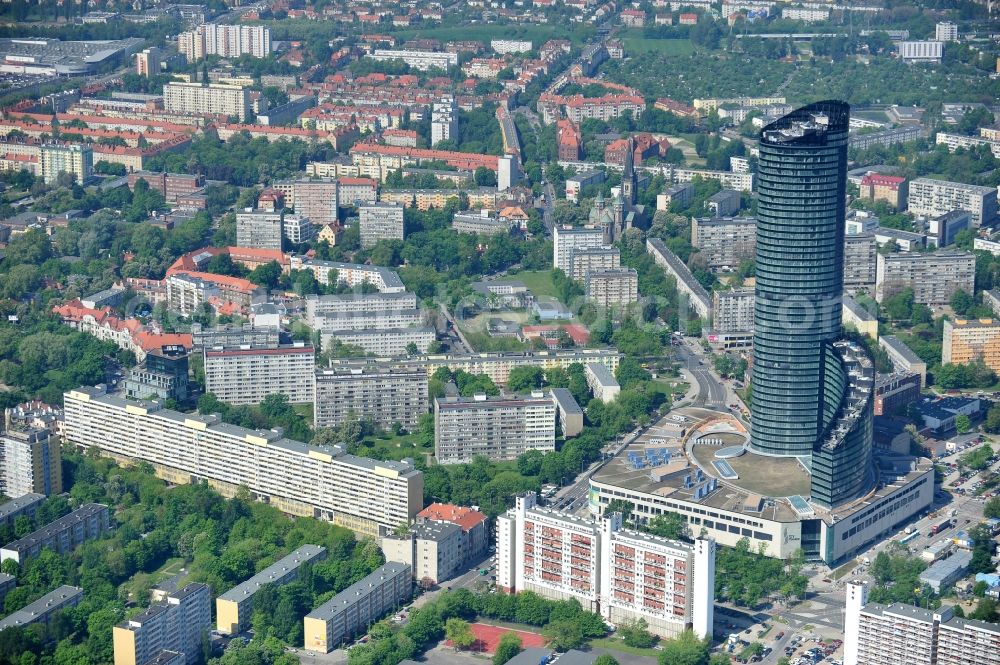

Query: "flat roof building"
left=204, top=343, right=315, bottom=406
left=875, top=250, right=975, bottom=306
left=314, top=366, right=428, bottom=431
left=0, top=585, right=83, bottom=632
left=691, top=216, right=756, bottom=270
left=63, top=387, right=424, bottom=538
left=908, top=177, right=997, bottom=228
left=646, top=237, right=711, bottom=319
left=551, top=387, right=584, bottom=438
left=434, top=392, right=556, bottom=464
left=113, top=583, right=211, bottom=665
left=586, top=268, right=638, bottom=309
left=943, top=318, right=1000, bottom=375
left=359, top=201, right=405, bottom=248
left=0, top=493, right=45, bottom=526
left=585, top=363, right=620, bottom=403
left=879, top=335, right=927, bottom=387
left=217, top=545, right=327, bottom=635
left=0, top=427, right=62, bottom=498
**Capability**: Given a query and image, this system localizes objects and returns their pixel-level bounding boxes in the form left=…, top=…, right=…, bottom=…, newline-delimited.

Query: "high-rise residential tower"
left=750, top=101, right=874, bottom=507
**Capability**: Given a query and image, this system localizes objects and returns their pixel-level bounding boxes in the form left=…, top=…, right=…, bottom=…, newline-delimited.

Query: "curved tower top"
left=750, top=101, right=850, bottom=458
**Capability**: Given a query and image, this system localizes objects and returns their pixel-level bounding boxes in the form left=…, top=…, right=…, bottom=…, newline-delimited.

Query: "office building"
left=113, top=583, right=211, bottom=665
left=553, top=226, right=605, bottom=274
left=434, top=392, right=556, bottom=464
left=859, top=174, right=907, bottom=210
left=368, top=49, right=457, bottom=71
left=712, top=288, right=754, bottom=334
left=586, top=268, right=638, bottom=308
left=382, top=522, right=462, bottom=585
left=359, top=201, right=404, bottom=248
left=217, top=545, right=327, bottom=635
left=691, top=216, right=756, bottom=269
left=236, top=210, right=283, bottom=250
left=303, top=562, right=411, bottom=653
left=0, top=427, right=63, bottom=498
left=135, top=47, right=161, bottom=76
left=844, top=581, right=1000, bottom=665
left=923, top=210, right=970, bottom=248
left=1, top=503, right=109, bottom=564
left=935, top=21, right=959, bottom=42
left=497, top=494, right=715, bottom=639
left=875, top=228, right=926, bottom=252
left=204, top=343, right=315, bottom=405
left=844, top=234, right=877, bottom=293
left=879, top=335, right=927, bottom=387
left=943, top=318, right=1000, bottom=374
left=314, top=366, right=428, bottom=431
left=875, top=250, right=975, bottom=306
left=163, top=82, right=251, bottom=121
left=63, top=387, right=424, bottom=537
left=646, top=238, right=712, bottom=319
left=907, top=177, right=997, bottom=228
left=40, top=144, right=92, bottom=184
left=874, top=372, right=921, bottom=417
left=896, top=41, right=944, bottom=63
left=178, top=24, right=271, bottom=60
left=0, top=585, right=82, bottom=632
left=125, top=345, right=190, bottom=402
left=750, top=101, right=875, bottom=508
left=846, top=210, right=880, bottom=236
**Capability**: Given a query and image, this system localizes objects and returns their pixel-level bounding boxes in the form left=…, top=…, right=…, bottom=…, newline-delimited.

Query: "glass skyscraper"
left=749, top=101, right=874, bottom=508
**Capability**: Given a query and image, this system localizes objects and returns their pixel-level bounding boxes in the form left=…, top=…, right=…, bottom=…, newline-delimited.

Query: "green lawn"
left=621, top=34, right=695, bottom=56
left=463, top=330, right=530, bottom=353
left=510, top=270, right=560, bottom=299
left=354, top=432, right=433, bottom=462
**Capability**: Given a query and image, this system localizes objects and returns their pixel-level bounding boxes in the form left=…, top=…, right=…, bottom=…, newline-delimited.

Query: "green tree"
left=985, top=497, right=1000, bottom=519
left=507, top=366, right=545, bottom=392
left=543, top=618, right=585, bottom=650
left=493, top=632, right=522, bottom=665
left=619, top=618, right=657, bottom=648
left=445, top=618, right=476, bottom=650
left=646, top=512, right=686, bottom=540
left=657, top=630, right=711, bottom=665
left=956, top=414, right=972, bottom=434
left=594, top=657, right=619, bottom=665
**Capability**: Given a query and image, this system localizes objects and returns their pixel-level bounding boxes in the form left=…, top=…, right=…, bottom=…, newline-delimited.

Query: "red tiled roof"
left=418, top=503, right=488, bottom=531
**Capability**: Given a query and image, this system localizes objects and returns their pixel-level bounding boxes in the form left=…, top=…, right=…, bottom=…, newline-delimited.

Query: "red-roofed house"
left=860, top=173, right=908, bottom=210
left=52, top=299, right=191, bottom=361
left=679, top=12, right=699, bottom=25
left=654, top=97, right=698, bottom=118
left=417, top=502, right=489, bottom=560
left=621, top=8, right=646, bottom=26
left=521, top=324, right=590, bottom=347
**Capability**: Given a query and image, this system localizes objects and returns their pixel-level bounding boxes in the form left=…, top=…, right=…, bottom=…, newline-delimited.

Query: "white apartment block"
left=236, top=210, right=283, bottom=249
left=322, top=327, right=436, bottom=356
left=40, top=144, right=92, bottom=184
left=283, top=214, right=315, bottom=245
left=935, top=132, right=1000, bottom=159
left=712, top=288, right=754, bottom=334
left=163, top=82, right=251, bottom=121
left=178, top=24, right=271, bottom=60
left=496, top=494, right=715, bottom=639
left=691, top=216, right=756, bottom=269
left=896, top=41, right=944, bottom=63
left=203, top=343, right=316, bottom=405
left=646, top=238, right=712, bottom=319
left=368, top=49, right=458, bottom=71
left=585, top=363, right=621, bottom=403
left=1, top=503, right=109, bottom=564
left=311, top=309, right=424, bottom=333
left=844, top=234, right=877, bottom=293
left=491, top=39, right=533, bottom=54
left=431, top=99, right=458, bottom=146
left=304, top=562, right=411, bottom=653
left=586, top=268, right=638, bottom=308
left=289, top=256, right=406, bottom=293
left=63, top=387, right=424, bottom=537
left=112, top=583, right=211, bottom=665
left=935, top=21, right=959, bottom=42
left=359, top=201, right=405, bottom=248
left=571, top=247, right=620, bottom=282
left=782, top=7, right=829, bottom=21
left=0, top=428, right=62, bottom=498
left=553, top=226, right=606, bottom=274
left=844, top=581, right=1000, bottom=665
left=434, top=392, right=557, bottom=464
left=875, top=250, right=976, bottom=306
left=314, top=366, right=428, bottom=430
left=135, top=47, right=161, bottom=76
left=271, top=179, right=340, bottom=226
left=304, top=292, right=419, bottom=327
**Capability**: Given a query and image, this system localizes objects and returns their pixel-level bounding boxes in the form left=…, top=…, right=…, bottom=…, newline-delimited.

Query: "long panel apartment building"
left=204, top=343, right=316, bottom=405
left=907, top=177, right=997, bottom=227
left=63, top=387, right=424, bottom=537
left=0, top=585, right=83, bottom=632
left=289, top=256, right=406, bottom=293
left=304, top=292, right=419, bottom=326
left=875, top=250, right=975, bottom=306
left=434, top=392, right=556, bottom=464
left=163, top=82, right=251, bottom=122
left=217, top=545, right=327, bottom=635
left=0, top=503, right=109, bottom=564
left=322, top=326, right=436, bottom=356
left=303, top=562, right=412, bottom=653
left=497, top=494, right=715, bottom=640
left=844, top=581, right=1000, bottom=665
left=113, top=583, right=211, bottom=665
left=314, top=366, right=428, bottom=430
